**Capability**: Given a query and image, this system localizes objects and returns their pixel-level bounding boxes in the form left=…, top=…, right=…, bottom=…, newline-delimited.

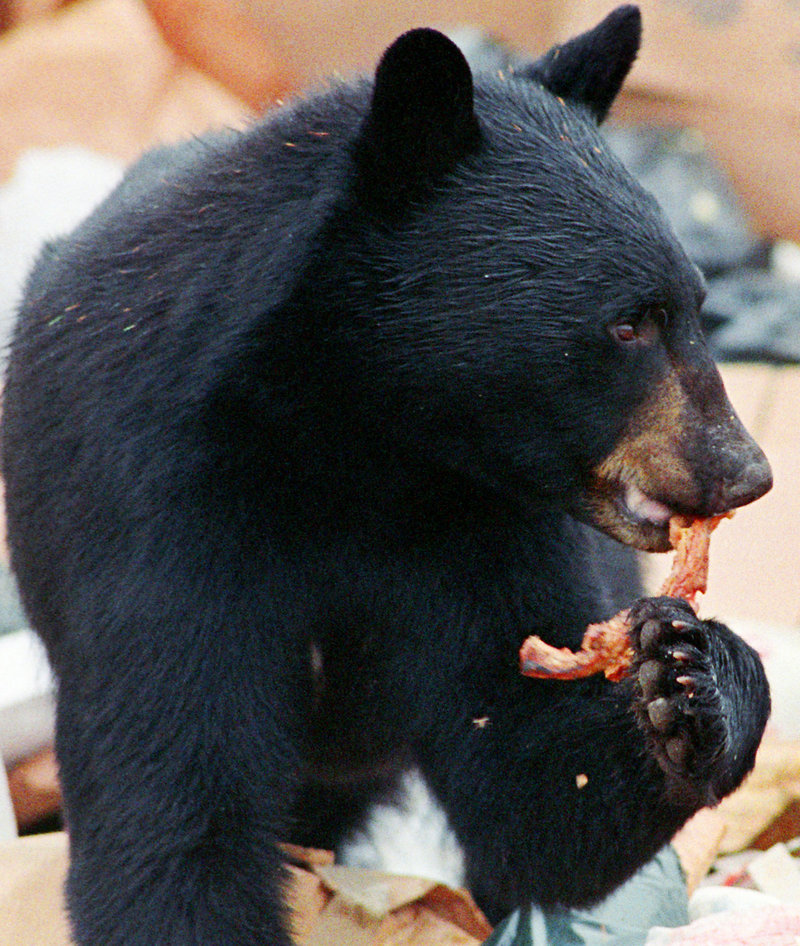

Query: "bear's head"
left=284, top=6, right=771, bottom=552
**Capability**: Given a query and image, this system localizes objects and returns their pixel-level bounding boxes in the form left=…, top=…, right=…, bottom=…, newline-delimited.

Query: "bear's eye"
left=611, top=322, right=637, bottom=345
left=609, top=309, right=664, bottom=348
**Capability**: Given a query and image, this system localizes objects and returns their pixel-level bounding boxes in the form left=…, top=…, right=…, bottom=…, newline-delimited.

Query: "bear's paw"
left=629, top=596, right=730, bottom=805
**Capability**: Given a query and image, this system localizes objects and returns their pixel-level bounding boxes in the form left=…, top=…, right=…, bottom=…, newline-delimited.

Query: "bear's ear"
left=355, top=29, right=480, bottom=205
left=523, top=5, right=641, bottom=123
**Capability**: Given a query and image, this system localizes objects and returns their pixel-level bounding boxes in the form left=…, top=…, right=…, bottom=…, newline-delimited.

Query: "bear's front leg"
left=630, top=595, right=770, bottom=806
left=413, top=596, right=770, bottom=922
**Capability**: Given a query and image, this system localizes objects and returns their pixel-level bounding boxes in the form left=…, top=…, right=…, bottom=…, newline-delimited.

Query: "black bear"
left=1, top=6, right=773, bottom=944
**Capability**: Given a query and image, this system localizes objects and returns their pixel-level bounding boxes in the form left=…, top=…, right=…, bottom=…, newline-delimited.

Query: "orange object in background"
left=142, top=0, right=296, bottom=112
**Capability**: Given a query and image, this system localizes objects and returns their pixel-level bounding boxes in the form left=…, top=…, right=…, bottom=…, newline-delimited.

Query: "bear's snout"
left=582, top=358, right=772, bottom=552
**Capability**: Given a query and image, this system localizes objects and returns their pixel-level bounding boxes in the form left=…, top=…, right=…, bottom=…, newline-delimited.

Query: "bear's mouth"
left=582, top=478, right=678, bottom=552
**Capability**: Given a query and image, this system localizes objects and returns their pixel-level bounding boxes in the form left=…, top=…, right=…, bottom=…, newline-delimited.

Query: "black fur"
left=2, top=9, right=770, bottom=942
left=522, top=5, right=642, bottom=122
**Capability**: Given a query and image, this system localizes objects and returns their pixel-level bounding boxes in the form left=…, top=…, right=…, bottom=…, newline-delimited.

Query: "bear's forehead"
left=472, top=78, right=629, bottom=184
left=475, top=76, right=600, bottom=139
left=459, top=80, right=687, bottom=266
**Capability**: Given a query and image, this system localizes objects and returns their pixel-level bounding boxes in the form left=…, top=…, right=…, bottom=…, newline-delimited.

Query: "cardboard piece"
left=671, top=808, right=727, bottom=898
left=0, top=0, right=67, bottom=33
left=0, top=834, right=72, bottom=946
left=715, top=739, right=800, bottom=854
left=143, top=0, right=295, bottom=113
left=0, top=834, right=492, bottom=946
left=7, top=749, right=61, bottom=830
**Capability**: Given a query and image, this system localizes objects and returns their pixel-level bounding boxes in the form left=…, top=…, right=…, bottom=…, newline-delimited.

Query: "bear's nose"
left=709, top=445, right=772, bottom=514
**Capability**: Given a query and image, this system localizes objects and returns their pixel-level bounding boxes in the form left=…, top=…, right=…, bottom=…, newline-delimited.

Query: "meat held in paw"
left=519, top=514, right=729, bottom=681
